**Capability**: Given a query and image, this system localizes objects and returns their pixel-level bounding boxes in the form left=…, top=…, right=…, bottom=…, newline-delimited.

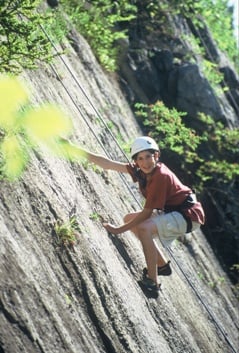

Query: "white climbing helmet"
left=130, top=136, right=159, bottom=159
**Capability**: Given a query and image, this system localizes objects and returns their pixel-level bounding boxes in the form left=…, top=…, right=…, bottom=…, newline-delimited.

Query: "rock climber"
left=78, top=136, right=205, bottom=292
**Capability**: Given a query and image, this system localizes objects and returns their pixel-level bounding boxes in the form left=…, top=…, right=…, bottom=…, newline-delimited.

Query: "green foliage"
left=0, top=75, right=86, bottom=180
left=132, top=0, right=238, bottom=76
left=135, top=101, right=239, bottom=190
left=0, top=0, right=63, bottom=73
left=54, top=215, right=81, bottom=247
left=201, top=60, right=225, bottom=95
left=3, top=0, right=235, bottom=75
left=60, top=0, right=136, bottom=71
left=196, top=113, right=239, bottom=184
left=135, top=101, right=201, bottom=155
left=89, top=212, right=102, bottom=221
left=135, top=101, right=203, bottom=179
left=171, top=0, right=239, bottom=69
left=199, top=0, right=238, bottom=64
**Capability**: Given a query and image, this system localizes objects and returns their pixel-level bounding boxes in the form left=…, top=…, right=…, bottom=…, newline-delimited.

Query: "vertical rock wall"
left=0, top=28, right=238, bottom=353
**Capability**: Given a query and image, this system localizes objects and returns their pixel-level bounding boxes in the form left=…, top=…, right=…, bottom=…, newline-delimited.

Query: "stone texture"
left=0, top=17, right=239, bottom=353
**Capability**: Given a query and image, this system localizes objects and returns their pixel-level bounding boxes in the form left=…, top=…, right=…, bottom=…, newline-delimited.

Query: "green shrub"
left=60, top=0, right=136, bottom=71
left=0, top=0, right=63, bottom=73
left=135, top=101, right=239, bottom=190
left=171, top=0, right=239, bottom=70
left=196, top=113, right=239, bottom=185
left=135, top=101, right=203, bottom=184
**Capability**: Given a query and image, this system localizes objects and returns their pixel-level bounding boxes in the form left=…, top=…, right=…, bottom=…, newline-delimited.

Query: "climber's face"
left=135, top=150, right=158, bottom=174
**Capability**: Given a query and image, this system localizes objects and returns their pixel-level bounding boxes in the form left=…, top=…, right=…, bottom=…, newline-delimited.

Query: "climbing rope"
left=40, top=24, right=131, bottom=163
left=167, top=247, right=238, bottom=353
left=38, top=18, right=237, bottom=353
left=39, top=24, right=141, bottom=208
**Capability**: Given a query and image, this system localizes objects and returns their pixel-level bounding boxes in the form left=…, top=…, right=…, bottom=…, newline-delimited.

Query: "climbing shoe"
left=157, top=261, right=172, bottom=276
left=143, top=261, right=172, bottom=278
left=140, top=276, right=161, bottom=292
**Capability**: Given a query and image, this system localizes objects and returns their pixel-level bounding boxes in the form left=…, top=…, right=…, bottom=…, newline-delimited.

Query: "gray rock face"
left=118, top=21, right=239, bottom=128
left=0, top=23, right=238, bottom=353
left=175, top=63, right=224, bottom=120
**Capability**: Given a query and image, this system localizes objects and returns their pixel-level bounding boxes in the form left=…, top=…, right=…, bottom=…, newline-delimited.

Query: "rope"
left=40, top=24, right=131, bottom=163
left=167, top=247, right=238, bottom=353
left=38, top=18, right=237, bottom=353
left=39, top=24, right=140, bottom=208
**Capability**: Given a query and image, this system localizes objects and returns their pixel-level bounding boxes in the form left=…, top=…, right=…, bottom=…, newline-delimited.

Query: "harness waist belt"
left=164, top=193, right=196, bottom=233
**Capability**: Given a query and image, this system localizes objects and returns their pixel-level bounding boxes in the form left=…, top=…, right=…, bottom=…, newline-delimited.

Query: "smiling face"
left=134, top=150, right=159, bottom=174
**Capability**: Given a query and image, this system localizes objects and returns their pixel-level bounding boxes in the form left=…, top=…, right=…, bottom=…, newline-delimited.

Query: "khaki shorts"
left=152, top=211, right=200, bottom=247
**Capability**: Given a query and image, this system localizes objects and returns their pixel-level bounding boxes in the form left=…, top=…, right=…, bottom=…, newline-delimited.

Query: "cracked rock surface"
left=0, top=31, right=238, bottom=353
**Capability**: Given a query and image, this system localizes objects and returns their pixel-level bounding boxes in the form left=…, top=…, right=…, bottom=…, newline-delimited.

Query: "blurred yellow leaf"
left=55, top=139, right=87, bottom=161
left=24, top=105, right=72, bottom=142
left=0, top=75, right=83, bottom=181
left=0, top=76, right=29, bottom=131
left=1, top=135, right=28, bottom=180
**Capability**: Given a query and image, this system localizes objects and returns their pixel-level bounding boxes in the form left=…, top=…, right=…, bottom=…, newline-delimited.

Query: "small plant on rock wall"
left=89, top=211, right=103, bottom=222
left=54, top=215, right=81, bottom=247
left=208, top=276, right=225, bottom=289
left=197, top=271, right=225, bottom=289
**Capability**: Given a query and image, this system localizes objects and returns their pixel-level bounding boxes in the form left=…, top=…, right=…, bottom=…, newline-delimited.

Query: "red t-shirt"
left=127, top=162, right=205, bottom=224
